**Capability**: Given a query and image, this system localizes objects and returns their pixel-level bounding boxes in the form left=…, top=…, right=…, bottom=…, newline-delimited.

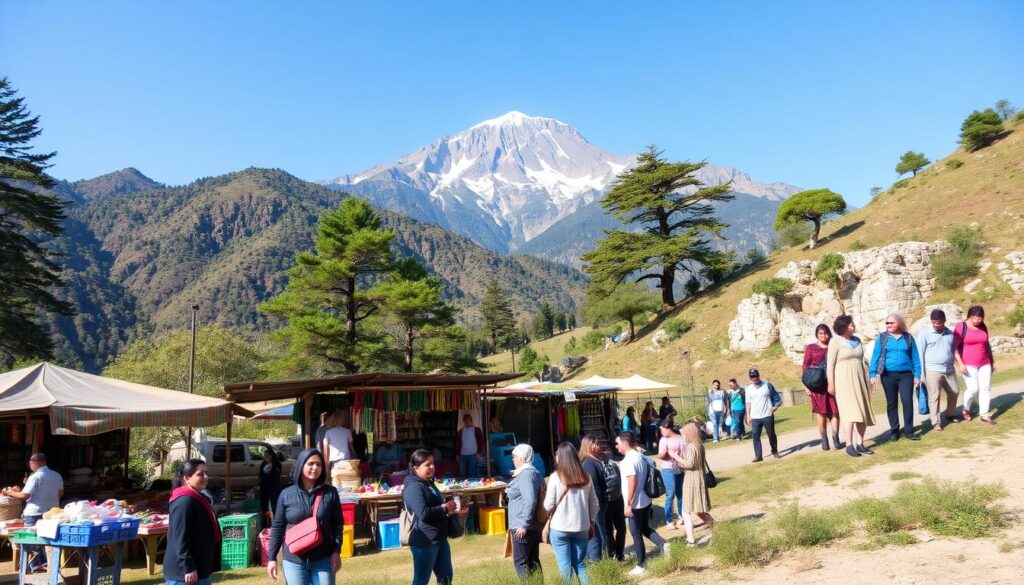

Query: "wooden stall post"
left=304, top=392, right=314, bottom=449
left=547, top=397, right=554, bottom=464
left=483, top=389, right=491, bottom=477
left=225, top=414, right=233, bottom=505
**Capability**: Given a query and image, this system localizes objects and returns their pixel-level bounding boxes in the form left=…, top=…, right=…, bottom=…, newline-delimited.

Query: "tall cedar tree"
left=480, top=279, right=516, bottom=354
left=259, top=198, right=393, bottom=374
left=774, top=188, right=847, bottom=249
left=374, top=257, right=457, bottom=372
left=0, top=78, right=72, bottom=362
left=582, top=146, right=734, bottom=307
left=539, top=301, right=556, bottom=337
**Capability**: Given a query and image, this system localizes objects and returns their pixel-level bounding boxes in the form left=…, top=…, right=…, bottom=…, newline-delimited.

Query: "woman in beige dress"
left=827, top=314, right=876, bottom=458
left=669, top=422, right=713, bottom=546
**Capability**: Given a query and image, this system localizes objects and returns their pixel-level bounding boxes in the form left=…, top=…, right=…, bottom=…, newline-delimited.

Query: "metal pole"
left=186, top=304, right=198, bottom=458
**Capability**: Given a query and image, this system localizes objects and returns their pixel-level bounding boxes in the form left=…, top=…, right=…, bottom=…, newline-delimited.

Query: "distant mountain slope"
left=71, top=167, right=164, bottom=201
left=43, top=168, right=587, bottom=370
left=326, top=112, right=800, bottom=258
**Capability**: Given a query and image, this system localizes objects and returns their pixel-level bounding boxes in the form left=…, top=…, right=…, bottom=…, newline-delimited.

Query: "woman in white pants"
left=953, top=305, right=996, bottom=424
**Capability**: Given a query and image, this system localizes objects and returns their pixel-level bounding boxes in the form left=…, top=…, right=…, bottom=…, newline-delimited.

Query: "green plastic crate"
left=218, top=513, right=258, bottom=543
left=221, top=537, right=253, bottom=569
left=242, top=499, right=261, bottom=513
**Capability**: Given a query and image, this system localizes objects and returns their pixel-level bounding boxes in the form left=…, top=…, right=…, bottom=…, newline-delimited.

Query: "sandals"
left=980, top=416, right=996, bottom=425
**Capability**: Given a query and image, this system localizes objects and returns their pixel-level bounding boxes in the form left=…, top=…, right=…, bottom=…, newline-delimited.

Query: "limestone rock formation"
left=997, top=251, right=1024, bottom=293
left=727, top=294, right=779, bottom=354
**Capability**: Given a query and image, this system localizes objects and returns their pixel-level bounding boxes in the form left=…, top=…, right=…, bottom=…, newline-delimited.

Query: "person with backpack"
left=953, top=305, right=997, bottom=425
left=543, top=442, right=598, bottom=585
left=668, top=422, right=714, bottom=546
left=506, top=443, right=544, bottom=580
left=614, top=432, right=668, bottom=577
left=803, top=324, right=843, bottom=451
left=869, top=313, right=923, bottom=441
left=744, top=368, right=782, bottom=462
left=267, top=449, right=343, bottom=585
left=656, top=420, right=685, bottom=530
left=915, top=309, right=961, bottom=430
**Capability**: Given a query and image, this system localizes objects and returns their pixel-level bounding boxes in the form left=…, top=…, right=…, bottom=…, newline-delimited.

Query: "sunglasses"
left=885, top=322, right=895, bottom=325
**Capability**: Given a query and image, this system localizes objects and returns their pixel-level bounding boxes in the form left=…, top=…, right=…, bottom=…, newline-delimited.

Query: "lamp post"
left=185, top=304, right=199, bottom=458
left=679, top=348, right=695, bottom=411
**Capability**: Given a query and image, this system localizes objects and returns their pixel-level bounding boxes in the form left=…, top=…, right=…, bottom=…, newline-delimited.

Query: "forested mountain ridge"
left=41, top=167, right=588, bottom=371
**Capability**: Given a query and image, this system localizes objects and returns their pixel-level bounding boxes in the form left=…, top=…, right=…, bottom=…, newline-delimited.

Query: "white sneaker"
left=662, top=541, right=672, bottom=557
left=628, top=566, right=646, bottom=577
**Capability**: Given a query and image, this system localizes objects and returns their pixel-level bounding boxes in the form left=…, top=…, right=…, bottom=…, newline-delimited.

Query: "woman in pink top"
left=657, top=420, right=686, bottom=529
left=953, top=305, right=996, bottom=424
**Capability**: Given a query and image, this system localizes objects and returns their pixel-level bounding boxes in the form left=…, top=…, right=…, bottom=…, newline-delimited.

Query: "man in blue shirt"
left=2, top=453, right=64, bottom=572
left=915, top=309, right=961, bottom=430
left=869, top=314, right=923, bottom=441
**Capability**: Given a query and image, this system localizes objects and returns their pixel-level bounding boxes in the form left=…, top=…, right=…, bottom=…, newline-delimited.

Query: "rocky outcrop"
left=728, top=241, right=946, bottom=363
left=728, top=294, right=779, bottom=354
left=997, top=251, right=1024, bottom=293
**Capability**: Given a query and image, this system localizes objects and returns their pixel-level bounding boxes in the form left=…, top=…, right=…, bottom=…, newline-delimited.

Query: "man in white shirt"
left=455, top=414, right=483, bottom=478
left=744, top=368, right=781, bottom=463
left=321, top=410, right=355, bottom=481
left=2, top=453, right=64, bottom=572
left=615, top=432, right=667, bottom=576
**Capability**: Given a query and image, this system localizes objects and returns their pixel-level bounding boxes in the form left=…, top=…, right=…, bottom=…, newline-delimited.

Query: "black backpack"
left=642, top=455, right=665, bottom=499
left=602, top=460, right=621, bottom=502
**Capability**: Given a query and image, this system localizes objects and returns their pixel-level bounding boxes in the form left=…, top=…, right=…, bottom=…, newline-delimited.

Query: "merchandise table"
left=357, top=483, right=506, bottom=546
left=134, top=526, right=167, bottom=576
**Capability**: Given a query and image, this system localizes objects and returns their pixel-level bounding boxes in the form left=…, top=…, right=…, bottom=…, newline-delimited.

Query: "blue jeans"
left=458, top=455, right=478, bottom=478
left=586, top=503, right=609, bottom=561
left=410, top=540, right=453, bottom=585
left=711, top=411, right=725, bottom=441
left=661, top=469, right=684, bottom=524
left=282, top=557, right=334, bottom=585
left=167, top=580, right=211, bottom=585
left=549, top=529, right=589, bottom=584
left=731, top=409, right=745, bottom=437
left=22, top=515, right=45, bottom=569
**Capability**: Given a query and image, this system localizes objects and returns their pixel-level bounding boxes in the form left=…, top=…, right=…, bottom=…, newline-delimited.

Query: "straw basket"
left=0, top=496, right=23, bottom=521
left=330, top=460, right=361, bottom=493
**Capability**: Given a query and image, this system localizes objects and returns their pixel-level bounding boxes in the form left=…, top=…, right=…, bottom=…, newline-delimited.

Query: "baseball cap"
left=748, top=368, right=760, bottom=378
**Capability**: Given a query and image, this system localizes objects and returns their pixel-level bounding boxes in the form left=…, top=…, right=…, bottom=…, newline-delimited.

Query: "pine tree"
left=259, top=198, right=394, bottom=374
left=555, top=312, right=567, bottom=333
left=374, top=258, right=457, bottom=372
left=584, top=283, right=660, bottom=342
left=480, top=279, right=516, bottom=354
left=567, top=313, right=577, bottom=330
left=539, top=301, right=555, bottom=337
left=582, top=146, right=735, bottom=307
left=774, top=188, right=847, bottom=249
left=0, top=77, right=73, bottom=362
left=895, top=151, right=930, bottom=176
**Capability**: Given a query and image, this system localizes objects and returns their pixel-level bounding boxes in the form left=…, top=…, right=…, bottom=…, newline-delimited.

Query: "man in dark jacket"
left=267, top=448, right=343, bottom=583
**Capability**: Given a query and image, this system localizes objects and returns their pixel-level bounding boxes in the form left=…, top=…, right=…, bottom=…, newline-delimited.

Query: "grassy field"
left=480, top=326, right=592, bottom=375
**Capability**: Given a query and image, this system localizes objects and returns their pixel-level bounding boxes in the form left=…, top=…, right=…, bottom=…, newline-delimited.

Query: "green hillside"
left=41, top=168, right=587, bottom=370
left=517, top=120, right=1024, bottom=389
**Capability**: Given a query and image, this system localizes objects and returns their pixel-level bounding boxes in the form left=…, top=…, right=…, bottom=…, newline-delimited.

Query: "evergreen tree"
left=555, top=312, right=567, bottom=333
left=539, top=301, right=556, bottom=337
left=567, top=313, right=576, bottom=330
left=259, top=198, right=393, bottom=374
left=582, top=146, right=734, bottom=307
left=895, top=151, right=930, bottom=176
left=480, top=279, right=516, bottom=355
left=517, top=347, right=548, bottom=381
left=994, top=99, right=1016, bottom=121
left=531, top=313, right=549, bottom=341
left=0, top=77, right=73, bottom=362
left=774, top=188, right=847, bottom=249
left=585, top=283, right=660, bottom=342
left=375, top=258, right=458, bottom=372
left=417, top=325, right=485, bottom=373
left=959, top=109, right=1004, bottom=151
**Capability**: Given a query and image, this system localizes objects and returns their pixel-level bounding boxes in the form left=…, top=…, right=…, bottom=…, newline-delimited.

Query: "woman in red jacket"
left=804, top=324, right=843, bottom=451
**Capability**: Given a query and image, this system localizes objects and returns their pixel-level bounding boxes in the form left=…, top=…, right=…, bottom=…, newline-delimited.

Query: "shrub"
left=814, top=253, right=846, bottom=290
left=946, top=158, right=964, bottom=170
left=842, top=497, right=902, bottom=533
left=664, top=318, right=693, bottom=340
left=708, top=519, right=781, bottom=566
left=774, top=503, right=845, bottom=547
left=891, top=178, right=911, bottom=191
left=960, top=108, right=1005, bottom=151
left=1007, top=306, right=1024, bottom=328
left=947, top=225, right=985, bottom=257
left=563, top=336, right=577, bottom=354
left=580, top=326, right=621, bottom=351
left=751, top=277, right=794, bottom=298
left=849, top=240, right=867, bottom=251
left=888, top=478, right=1005, bottom=538
left=778, top=222, right=813, bottom=247
left=1015, top=110, right=1024, bottom=124
left=889, top=471, right=922, bottom=481
left=933, top=225, right=984, bottom=288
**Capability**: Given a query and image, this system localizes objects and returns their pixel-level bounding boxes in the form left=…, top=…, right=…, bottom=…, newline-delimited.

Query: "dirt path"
left=705, top=378, right=1022, bottom=473
left=648, top=431, right=1024, bottom=585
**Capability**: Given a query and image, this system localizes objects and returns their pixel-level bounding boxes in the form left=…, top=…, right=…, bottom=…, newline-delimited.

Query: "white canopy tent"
left=575, top=374, right=676, bottom=394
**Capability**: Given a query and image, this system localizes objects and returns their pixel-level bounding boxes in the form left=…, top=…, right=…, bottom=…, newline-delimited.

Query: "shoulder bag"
left=541, top=483, right=569, bottom=544
left=703, top=457, right=718, bottom=489
left=284, top=490, right=323, bottom=555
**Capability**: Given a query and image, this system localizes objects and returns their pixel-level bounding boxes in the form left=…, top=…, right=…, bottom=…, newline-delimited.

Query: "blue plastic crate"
left=44, top=522, right=117, bottom=547
left=113, top=518, right=141, bottom=542
left=377, top=519, right=401, bottom=550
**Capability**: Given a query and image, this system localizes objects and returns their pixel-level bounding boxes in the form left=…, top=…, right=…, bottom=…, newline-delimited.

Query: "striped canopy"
left=0, top=362, right=237, bottom=436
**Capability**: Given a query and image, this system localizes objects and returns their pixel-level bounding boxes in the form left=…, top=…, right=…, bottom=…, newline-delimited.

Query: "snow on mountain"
left=326, top=112, right=799, bottom=255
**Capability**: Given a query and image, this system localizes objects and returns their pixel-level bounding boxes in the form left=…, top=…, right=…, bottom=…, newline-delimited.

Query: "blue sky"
left=2, top=1, right=1021, bottom=205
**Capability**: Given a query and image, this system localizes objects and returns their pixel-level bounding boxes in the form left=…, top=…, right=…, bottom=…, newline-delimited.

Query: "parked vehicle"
left=166, top=438, right=294, bottom=497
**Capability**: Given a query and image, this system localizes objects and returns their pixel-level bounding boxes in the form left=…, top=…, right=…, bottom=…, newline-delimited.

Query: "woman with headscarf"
left=165, top=459, right=221, bottom=585
left=506, top=443, right=543, bottom=580
left=267, top=449, right=343, bottom=585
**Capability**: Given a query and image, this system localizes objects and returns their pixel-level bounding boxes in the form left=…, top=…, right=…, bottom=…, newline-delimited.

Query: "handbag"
left=917, top=383, right=929, bottom=415
left=447, top=511, right=466, bottom=539
left=541, top=485, right=569, bottom=544
left=801, top=364, right=827, bottom=392
left=703, top=458, right=718, bottom=489
left=399, top=507, right=415, bottom=546
left=503, top=530, right=514, bottom=558
left=284, top=491, right=323, bottom=555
